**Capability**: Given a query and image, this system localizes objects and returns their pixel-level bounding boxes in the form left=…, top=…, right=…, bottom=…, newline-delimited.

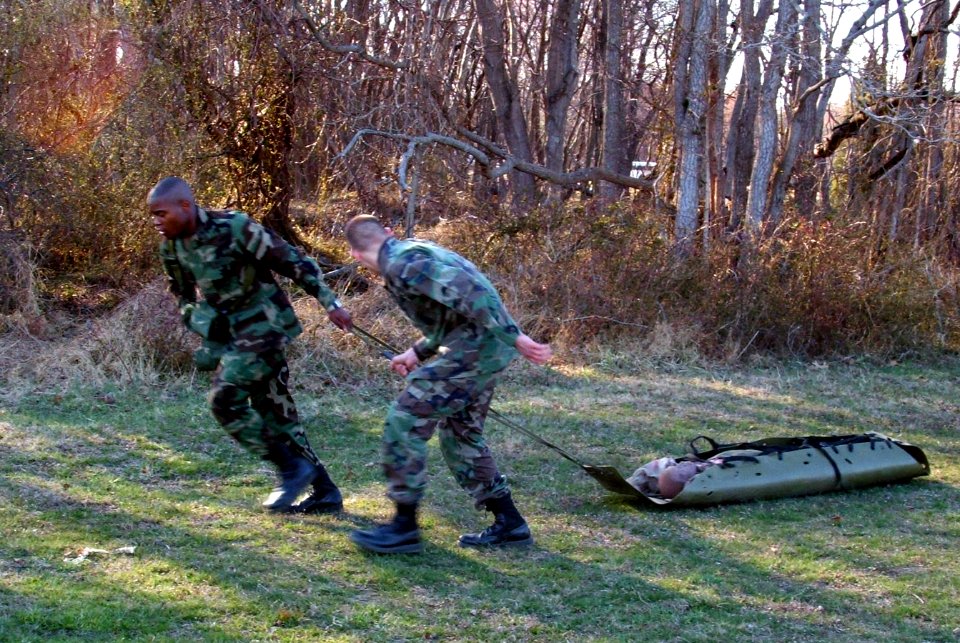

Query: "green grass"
left=1, top=357, right=958, bottom=641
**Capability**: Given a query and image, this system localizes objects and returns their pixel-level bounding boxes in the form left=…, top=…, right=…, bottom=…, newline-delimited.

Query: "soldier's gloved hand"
left=327, top=306, right=353, bottom=331
left=208, top=313, right=231, bottom=343
left=194, top=341, right=225, bottom=372
left=180, top=303, right=195, bottom=328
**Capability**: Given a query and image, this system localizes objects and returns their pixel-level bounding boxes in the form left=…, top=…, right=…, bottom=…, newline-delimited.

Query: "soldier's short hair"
left=149, top=176, right=194, bottom=204
left=345, top=215, right=388, bottom=251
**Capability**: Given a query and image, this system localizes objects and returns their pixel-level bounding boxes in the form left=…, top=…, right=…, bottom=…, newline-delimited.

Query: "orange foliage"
left=14, top=13, right=141, bottom=152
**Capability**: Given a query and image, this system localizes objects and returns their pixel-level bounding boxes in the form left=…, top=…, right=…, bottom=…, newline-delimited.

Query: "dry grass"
left=0, top=280, right=195, bottom=403
left=418, top=206, right=960, bottom=360
left=3, top=210, right=958, bottom=408
left=0, top=276, right=419, bottom=404
left=0, top=232, right=41, bottom=332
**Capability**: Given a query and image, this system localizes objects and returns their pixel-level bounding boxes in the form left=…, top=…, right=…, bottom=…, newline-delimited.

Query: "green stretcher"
left=617, top=432, right=930, bottom=507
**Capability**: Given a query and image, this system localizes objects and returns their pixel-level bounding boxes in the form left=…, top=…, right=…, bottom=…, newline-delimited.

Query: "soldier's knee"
left=395, top=390, right=439, bottom=418
left=208, top=381, right=245, bottom=416
left=384, top=407, right=421, bottom=440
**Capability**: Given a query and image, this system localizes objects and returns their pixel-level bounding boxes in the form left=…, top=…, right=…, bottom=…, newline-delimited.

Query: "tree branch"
left=814, top=0, right=960, bottom=158
left=336, top=129, right=656, bottom=191
left=291, top=0, right=409, bottom=70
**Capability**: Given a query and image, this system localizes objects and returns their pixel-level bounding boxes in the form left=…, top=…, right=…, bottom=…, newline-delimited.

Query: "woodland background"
left=2, top=5, right=959, bottom=639
left=1, top=0, right=959, bottom=374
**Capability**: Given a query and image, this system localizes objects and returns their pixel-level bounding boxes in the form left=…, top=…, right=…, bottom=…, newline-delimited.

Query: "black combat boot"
left=292, top=464, right=344, bottom=514
left=261, top=440, right=318, bottom=513
left=349, top=503, right=422, bottom=554
left=458, top=493, right=533, bottom=548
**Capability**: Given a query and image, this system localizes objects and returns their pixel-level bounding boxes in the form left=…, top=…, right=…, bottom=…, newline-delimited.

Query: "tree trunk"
left=599, top=0, right=626, bottom=201
left=674, top=0, right=715, bottom=249
left=473, top=0, right=537, bottom=203
left=544, top=0, right=581, bottom=201
left=723, top=0, right=773, bottom=233
left=707, top=0, right=733, bottom=238
left=258, top=80, right=299, bottom=245
left=745, top=0, right=797, bottom=234
left=916, top=0, right=950, bottom=243
left=766, top=0, right=821, bottom=226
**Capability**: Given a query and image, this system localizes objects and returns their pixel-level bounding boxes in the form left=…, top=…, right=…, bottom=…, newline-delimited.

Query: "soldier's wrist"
left=494, top=324, right=522, bottom=347
left=180, top=303, right=195, bottom=326
left=412, top=341, right=433, bottom=362
left=324, top=299, right=342, bottom=312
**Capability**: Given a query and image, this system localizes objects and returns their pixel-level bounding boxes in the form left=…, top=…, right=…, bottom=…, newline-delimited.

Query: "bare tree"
left=814, top=0, right=959, bottom=249
left=723, top=0, right=774, bottom=234
left=744, top=0, right=798, bottom=234
left=766, top=0, right=823, bottom=227
left=674, top=0, right=715, bottom=248
left=473, top=0, right=538, bottom=203
left=544, top=0, right=582, bottom=200
left=599, top=0, right=627, bottom=200
left=141, top=0, right=309, bottom=243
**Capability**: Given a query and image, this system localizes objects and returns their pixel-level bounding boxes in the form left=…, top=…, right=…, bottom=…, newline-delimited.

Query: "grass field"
left=1, top=356, right=958, bottom=642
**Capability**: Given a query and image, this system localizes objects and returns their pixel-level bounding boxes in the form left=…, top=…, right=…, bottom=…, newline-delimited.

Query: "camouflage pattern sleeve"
left=159, top=240, right=197, bottom=322
left=399, top=251, right=521, bottom=349
left=235, top=215, right=340, bottom=310
left=412, top=336, right=439, bottom=361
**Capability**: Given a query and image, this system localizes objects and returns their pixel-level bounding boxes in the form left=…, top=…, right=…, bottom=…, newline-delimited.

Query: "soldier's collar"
left=196, top=207, right=210, bottom=225
left=377, top=236, right=396, bottom=272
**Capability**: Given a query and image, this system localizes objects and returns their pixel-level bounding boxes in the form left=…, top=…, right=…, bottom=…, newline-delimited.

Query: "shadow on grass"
left=0, top=435, right=896, bottom=641
left=495, top=360, right=960, bottom=483
left=2, top=358, right=959, bottom=640
left=559, top=476, right=960, bottom=640
left=0, top=569, right=232, bottom=640
left=0, top=470, right=702, bottom=640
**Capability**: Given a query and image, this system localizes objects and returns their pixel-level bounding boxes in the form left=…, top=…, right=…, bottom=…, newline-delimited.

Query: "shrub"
left=0, top=232, right=40, bottom=321
left=2, top=279, right=195, bottom=399
left=425, top=203, right=960, bottom=360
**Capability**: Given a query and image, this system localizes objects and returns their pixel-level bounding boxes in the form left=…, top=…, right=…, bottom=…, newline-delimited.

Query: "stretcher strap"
left=810, top=443, right=843, bottom=485
left=691, top=434, right=860, bottom=486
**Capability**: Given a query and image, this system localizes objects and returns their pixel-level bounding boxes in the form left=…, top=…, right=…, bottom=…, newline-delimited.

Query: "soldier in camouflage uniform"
left=343, top=215, right=552, bottom=554
left=148, top=177, right=351, bottom=514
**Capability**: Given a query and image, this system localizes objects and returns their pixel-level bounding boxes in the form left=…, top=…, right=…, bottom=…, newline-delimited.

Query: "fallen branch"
left=337, top=128, right=655, bottom=192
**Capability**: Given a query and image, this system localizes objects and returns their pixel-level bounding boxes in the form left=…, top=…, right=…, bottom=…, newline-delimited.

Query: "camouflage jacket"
left=378, top=237, right=520, bottom=371
left=160, top=208, right=339, bottom=348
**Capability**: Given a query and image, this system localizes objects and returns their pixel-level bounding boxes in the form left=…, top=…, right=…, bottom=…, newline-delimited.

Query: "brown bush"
left=699, top=219, right=960, bottom=357
left=424, top=203, right=960, bottom=361
left=0, top=233, right=38, bottom=314
left=0, top=232, right=45, bottom=338
left=2, top=279, right=195, bottom=398
left=284, top=283, right=416, bottom=396
left=4, top=201, right=958, bottom=403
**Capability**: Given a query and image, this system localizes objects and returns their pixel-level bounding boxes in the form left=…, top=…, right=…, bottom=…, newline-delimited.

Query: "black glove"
left=194, top=342, right=224, bottom=371
left=180, top=303, right=195, bottom=328
left=208, top=313, right=231, bottom=343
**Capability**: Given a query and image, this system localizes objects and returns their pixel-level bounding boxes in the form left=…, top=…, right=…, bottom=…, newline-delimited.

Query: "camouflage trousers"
left=383, top=373, right=510, bottom=507
left=208, top=346, right=321, bottom=465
